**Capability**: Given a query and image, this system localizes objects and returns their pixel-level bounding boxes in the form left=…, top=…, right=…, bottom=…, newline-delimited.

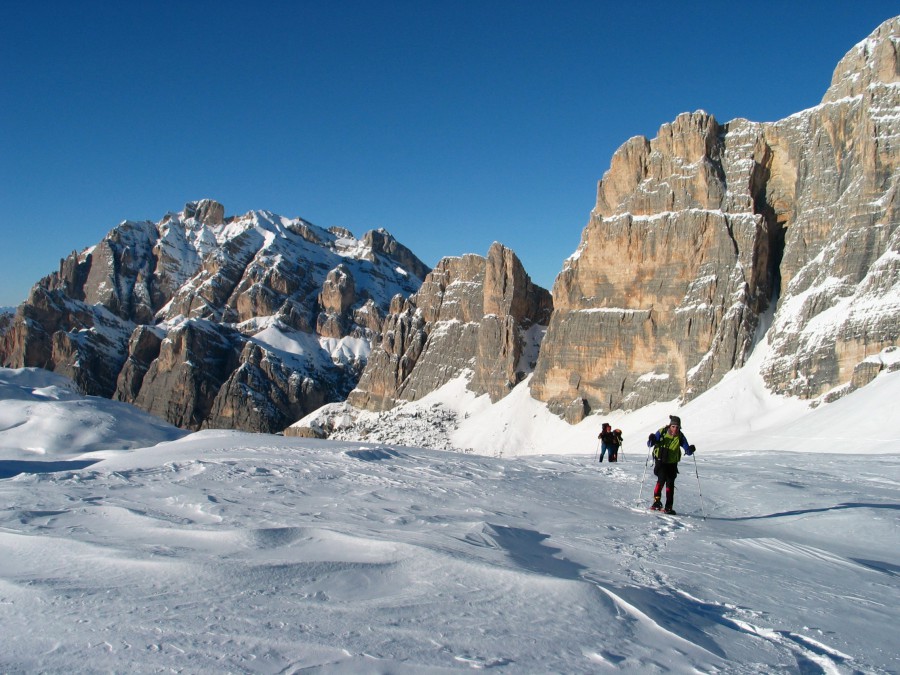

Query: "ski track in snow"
left=1, top=438, right=896, bottom=673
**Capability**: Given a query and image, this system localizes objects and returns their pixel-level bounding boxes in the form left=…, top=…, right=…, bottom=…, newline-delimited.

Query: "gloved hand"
left=686, top=444, right=696, bottom=456
left=647, top=433, right=656, bottom=446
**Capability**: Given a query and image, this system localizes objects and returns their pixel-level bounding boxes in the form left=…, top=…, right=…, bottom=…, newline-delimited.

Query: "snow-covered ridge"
left=1, top=199, right=431, bottom=433
left=153, top=205, right=423, bottom=303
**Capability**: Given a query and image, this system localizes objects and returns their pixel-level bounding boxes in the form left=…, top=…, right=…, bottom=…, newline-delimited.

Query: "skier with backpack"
left=598, top=423, right=623, bottom=462
left=647, top=415, right=695, bottom=514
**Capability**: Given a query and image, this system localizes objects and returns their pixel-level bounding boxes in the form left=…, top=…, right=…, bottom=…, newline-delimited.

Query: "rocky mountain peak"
left=0, top=202, right=430, bottom=432
left=531, top=16, right=899, bottom=419
left=362, top=228, right=432, bottom=281
left=183, top=199, right=225, bottom=226
left=595, top=110, right=725, bottom=220
left=822, top=16, right=899, bottom=103
left=342, top=243, right=551, bottom=414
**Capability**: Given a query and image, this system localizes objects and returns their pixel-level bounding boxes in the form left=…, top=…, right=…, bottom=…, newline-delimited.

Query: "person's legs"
left=652, top=479, right=664, bottom=509
left=664, top=469, right=677, bottom=512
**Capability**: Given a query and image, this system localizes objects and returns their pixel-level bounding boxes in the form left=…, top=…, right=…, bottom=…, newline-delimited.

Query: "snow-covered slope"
left=0, top=367, right=187, bottom=463
left=296, top=332, right=900, bottom=457
left=0, top=365, right=897, bottom=672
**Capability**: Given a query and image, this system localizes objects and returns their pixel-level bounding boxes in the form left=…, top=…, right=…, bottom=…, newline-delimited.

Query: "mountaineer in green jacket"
left=646, top=414, right=695, bottom=514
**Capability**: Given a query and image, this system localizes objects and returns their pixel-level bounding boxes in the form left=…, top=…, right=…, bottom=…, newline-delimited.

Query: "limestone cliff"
left=346, top=243, right=552, bottom=412
left=759, top=17, right=900, bottom=398
left=531, top=17, right=899, bottom=417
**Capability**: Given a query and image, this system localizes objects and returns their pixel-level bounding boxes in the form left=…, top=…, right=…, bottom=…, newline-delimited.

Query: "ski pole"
left=594, top=439, right=601, bottom=462
left=638, top=445, right=653, bottom=503
left=692, top=453, right=706, bottom=519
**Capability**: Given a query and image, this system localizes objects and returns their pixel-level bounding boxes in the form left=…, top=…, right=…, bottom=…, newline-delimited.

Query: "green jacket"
left=651, top=427, right=690, bottom=464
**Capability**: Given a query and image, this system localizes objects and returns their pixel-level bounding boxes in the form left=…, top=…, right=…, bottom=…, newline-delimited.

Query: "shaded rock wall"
left=349, top=243, right=552, bottom=411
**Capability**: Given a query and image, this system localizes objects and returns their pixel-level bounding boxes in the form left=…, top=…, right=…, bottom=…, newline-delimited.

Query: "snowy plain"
left=0, top=347, right=898, bottom=673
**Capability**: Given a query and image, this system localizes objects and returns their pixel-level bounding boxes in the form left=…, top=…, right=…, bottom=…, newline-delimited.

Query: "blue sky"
left=1, top=2, right=897, bottom=307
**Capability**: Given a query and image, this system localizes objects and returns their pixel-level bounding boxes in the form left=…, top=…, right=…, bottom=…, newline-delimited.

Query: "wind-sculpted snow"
left=0, top=367, right=187, bottom=462
left=0, top=430, right=896, bottom=673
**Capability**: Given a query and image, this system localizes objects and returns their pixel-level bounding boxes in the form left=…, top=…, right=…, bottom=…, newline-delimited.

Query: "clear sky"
left=1, top=2, right=897, bottom=308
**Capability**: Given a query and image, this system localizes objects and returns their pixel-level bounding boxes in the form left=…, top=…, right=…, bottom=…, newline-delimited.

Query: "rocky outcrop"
left=362, top=229, right=431, bottom=281
left=205, top=341, right=330, bottom=434
left=317, top=264, right=356, bottom=338
left=131, top=319, right=242, bottom=429
left=531, top=112, right=772, bottom=415
left=0, top=200, right=429, bottom=431
left=758, top=17, right=900, bottom=397
left=531, top=17, right=900, bottom=416
left=114, top=325, right=164, bottom=403
left=472, top=244, right=554, bottom=401
left=0, top=310, right=13, bottom=341
left=184, top=199, right=225, bottom=226
left=347, top=242, right=552, bottom=412
left=2, top=285, right=135, bottom=396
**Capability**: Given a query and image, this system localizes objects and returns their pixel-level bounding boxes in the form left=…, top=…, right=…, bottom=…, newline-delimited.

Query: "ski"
left=627, top=505, right=689, bottom=518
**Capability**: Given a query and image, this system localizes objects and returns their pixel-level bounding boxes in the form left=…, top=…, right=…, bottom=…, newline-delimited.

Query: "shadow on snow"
left=0, top=459, right=99, bottom=479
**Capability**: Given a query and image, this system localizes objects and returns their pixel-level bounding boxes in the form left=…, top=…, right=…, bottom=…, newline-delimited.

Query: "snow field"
left=1, top=431, right=897, bottom=673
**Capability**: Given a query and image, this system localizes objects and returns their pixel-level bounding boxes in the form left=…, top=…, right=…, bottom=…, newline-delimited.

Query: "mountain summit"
left=0, top=201, right=429, bottom=432
left=529, top=16, right=899, bottom=419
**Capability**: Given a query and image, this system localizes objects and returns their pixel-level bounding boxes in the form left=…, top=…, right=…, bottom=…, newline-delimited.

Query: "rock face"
left=759, top=18, right=900, bottom=398
left=531, top=17, right=900, bottom=415
left=346, top=243, right=552, bottom=412
left=0, top=200, right=429, bottom=432
left=530, top=113, right=771, bottom=415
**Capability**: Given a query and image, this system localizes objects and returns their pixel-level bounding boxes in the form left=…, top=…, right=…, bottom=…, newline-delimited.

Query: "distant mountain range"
left=3, top=17, right=898, bottom=440
left=0, top=202, right=429, bottom=432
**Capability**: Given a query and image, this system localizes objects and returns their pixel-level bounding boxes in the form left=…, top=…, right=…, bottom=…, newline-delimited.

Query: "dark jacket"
left=599, top=429, right=623, bottom=447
